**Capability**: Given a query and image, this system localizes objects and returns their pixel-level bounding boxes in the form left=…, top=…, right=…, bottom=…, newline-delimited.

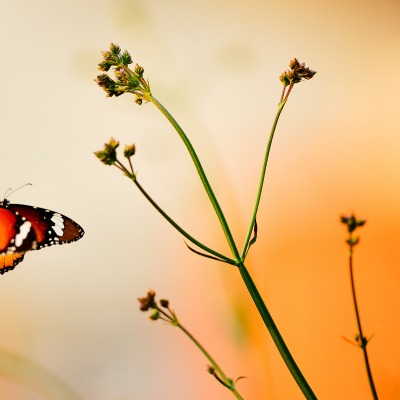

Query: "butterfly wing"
left=0, top=207, right=37, bottom=253
left=0, top=206, right=36, bottom=273
left=8, top=204, right=84, bottom=249
left=0, top=202, right=84, bottom=274
left=0, top=253, right=26, bottom=275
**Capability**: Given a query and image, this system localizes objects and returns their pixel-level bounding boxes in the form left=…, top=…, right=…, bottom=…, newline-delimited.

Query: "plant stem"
left=149, top=94, right=242, bottom=262
left=348, top=245, right=379, bottom=400
left=241, top=99, right=287, bottom=259
left=133, top=179, right=235, bottom=264
left=149, top=93, right=316, bottom=399
left=237, top=261, right=317, bottom=400
left=177, top=321, right=244, bottom=400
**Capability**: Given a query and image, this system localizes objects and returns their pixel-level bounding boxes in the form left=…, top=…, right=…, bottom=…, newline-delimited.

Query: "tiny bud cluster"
left=94, top=138, right=137, bottom=179
left=280, top=58, right=316, bottom=87
left=94, top=138, right=120, bottom=165
left=98, top=43, right=133, bottom=71
left=340, top=214, right=366, bottom=249
left=95, top=43, right=150, bottom=102
left=340, top=215, right=366, bottom=234
left=138, top=290, right=157, bottom=311
left=137, top=290, right=177, bottom=324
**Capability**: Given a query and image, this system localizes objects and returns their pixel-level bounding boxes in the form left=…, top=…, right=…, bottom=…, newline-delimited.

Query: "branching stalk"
left=95, top=46, right=318, bottom=399
left=138, top=291, right=244, bottom=399
left=133, top=179, right=235, bottom=264
left=149, top=94, right=317, bottom=399
left=241, top=99, right=287, bottom=259
left=148, top=95, right=242, bottom=262
left=348, top=241, right=378, bottom=400
left=341, top=215, right=378, bottom=400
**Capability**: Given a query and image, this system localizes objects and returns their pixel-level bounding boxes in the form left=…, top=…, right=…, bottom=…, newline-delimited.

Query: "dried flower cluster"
left=280, top=58, right=316, bottom=87
left=95, top=43, right=150, bottom=104
left=94, top=138, right=137, bottom=179
left=341, top=214, right=366, bottom=247
left=138, top=290, right=176, bottom=323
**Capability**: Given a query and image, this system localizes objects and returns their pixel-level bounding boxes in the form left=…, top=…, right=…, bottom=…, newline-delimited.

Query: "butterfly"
left=0, top=197, right=84, bottom=274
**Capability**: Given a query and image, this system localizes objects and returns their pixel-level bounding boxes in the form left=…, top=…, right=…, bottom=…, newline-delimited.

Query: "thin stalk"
left=133, top=179, right=235, bottom=265
left=148, top=94, right=242, bottom=262
left=177, top=322, right=244, bottom=400
left=237, top=261, right=317, bottom=400
left=100, top=53, right=318, bottom=398
left=241, top=99, right=287, bottom=259
left=348, top=245, right=379, bottom=400
left=154, top=302, right=244, bottom=400
left=149, top=91, right=316, bottom=399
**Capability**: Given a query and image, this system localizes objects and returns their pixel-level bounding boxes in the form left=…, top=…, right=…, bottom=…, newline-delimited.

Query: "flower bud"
left=124, top=144, right=136, bottom=158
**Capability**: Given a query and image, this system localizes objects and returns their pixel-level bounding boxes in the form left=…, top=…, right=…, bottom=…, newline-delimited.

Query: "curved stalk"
left=178, top=322, right=244, bottom=400
left=148, top=94, right=242, bottom=262
left=97, top=49, right=318, bottom=399
left=348, top=245, right=378, bottom=400
left=149, top=94, right=317, bottom=399
left=153, top=300, right=244, bottom=400
left=133, top=179, right=235, bottom=264
left=241, top=99, right=286, bottom=259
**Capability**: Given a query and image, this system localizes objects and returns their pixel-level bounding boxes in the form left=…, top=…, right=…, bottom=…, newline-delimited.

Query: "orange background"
left=0, top=0, right=399, bottom=399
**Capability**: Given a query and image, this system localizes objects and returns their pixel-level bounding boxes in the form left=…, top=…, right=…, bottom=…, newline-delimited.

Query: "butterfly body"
left=0, top=199, right=84, bottom=274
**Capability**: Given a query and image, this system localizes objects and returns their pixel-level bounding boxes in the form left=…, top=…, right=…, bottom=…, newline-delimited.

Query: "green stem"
left=133, top=179, right=235, bottom=264
left=348, top=245, right=378, bottom=400
left=177, top=322, right=244, bottom=400
left=241, top=99, right=286, bottom=259
left=149, top=94, right=242, bottom=261
left=148, top=92, right=316, bottom=399
left=237, top=261, right=317, bottom=400
left=237, top=91, right=316, bottom=398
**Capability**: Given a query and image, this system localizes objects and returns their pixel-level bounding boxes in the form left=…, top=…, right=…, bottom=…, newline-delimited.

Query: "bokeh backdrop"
left=1, top=0, right=400, bottom=399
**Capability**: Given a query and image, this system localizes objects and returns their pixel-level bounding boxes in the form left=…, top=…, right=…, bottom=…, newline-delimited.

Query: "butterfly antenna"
left=4, top=183, right=33, bottom=200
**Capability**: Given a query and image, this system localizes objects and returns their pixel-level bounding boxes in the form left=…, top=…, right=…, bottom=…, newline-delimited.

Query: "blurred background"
left=1, top=0, right=400, bottom=399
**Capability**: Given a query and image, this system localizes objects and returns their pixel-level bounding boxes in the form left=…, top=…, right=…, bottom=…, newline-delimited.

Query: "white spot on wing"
left=51, top=213, right=64, bottom=236
left=15, top=221, right=32, bottom=247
